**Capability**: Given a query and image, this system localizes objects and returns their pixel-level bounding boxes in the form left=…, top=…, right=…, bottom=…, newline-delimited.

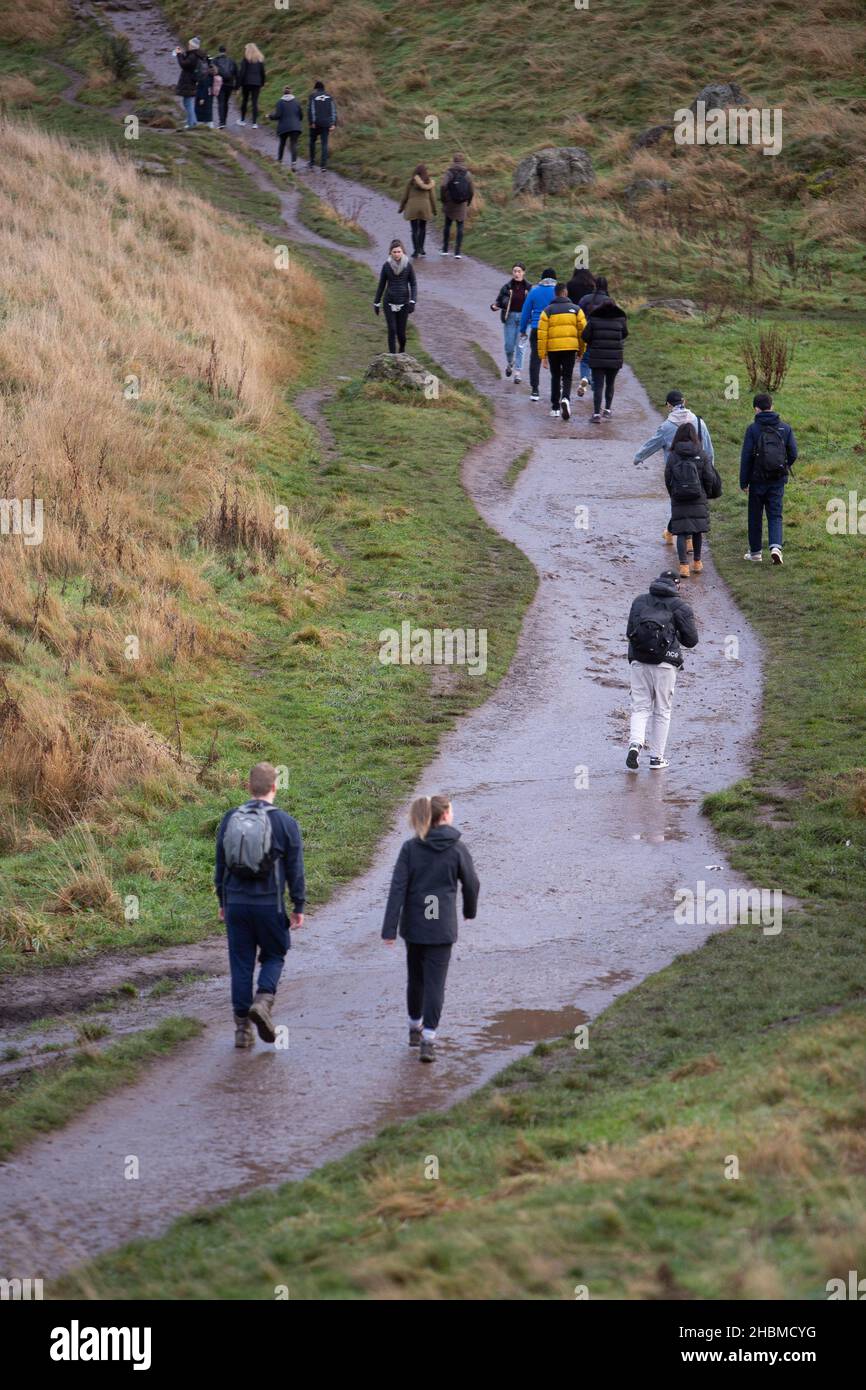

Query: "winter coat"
left=308, top=89, right=337, bottom=127
left=374, top=257, right=418, bottom=309
left=440, top=165, right=474, bottom=220
left=214, top=801, right=306, bottom=928
left=581, top=299, right=628, bottom=370
left=175, top=50, right=204, bottom=97
left=492, top=277, right=532, bottom=322
left=578, top=289, right=611, bottom=317
left=399, top=173, right=437, bottom=221
left=381, top=823, right=479, bottom=945
left=238, top=59, right=266, bottom=88
left=634, top=406, right=715, bottom=467
left=519, top=278, right=557, bottom=333
left=626, top=576, right=699, bottom=668
left=213, top=53, right=238, bottom=89
left=270, top=96, right=303, bottom=134
left=537, top=298, right=587, bottom=358
left=664, top=441, right=722, bottom=535
left=739, top=411, right=798, bottom=488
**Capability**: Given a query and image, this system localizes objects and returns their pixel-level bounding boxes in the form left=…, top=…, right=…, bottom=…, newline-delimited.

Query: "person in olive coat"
left=398, top=163, right=437, bottom=257
left=382, top=794, right=479, bottom=1062
left=439, top=154, right=474, bottom=257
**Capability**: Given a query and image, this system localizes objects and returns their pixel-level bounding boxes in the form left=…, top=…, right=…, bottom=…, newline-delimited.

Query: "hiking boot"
left=626, top=744, right=640, bottom=771
left=590, top=412, right=601, bottom=423
left=678, top=563, right=690, bottom=578
left=602, top=407, right=612, bottom=419
left=505, top=364, right=513, bottom=377
left=409, top=1026, right=422, bottom=1047
left=770, top=546, right=784, bottom=565
left=560, top=396, right=571, bottom=420
left=234, top=1014, right=255, bottom=1049
left=419, top=1037, right=436, bottom=1063
left=744, top=550, right=763, bottom=561
left=663, top=529, right=674, bottom=544
left=576, top=377, right=588, bottom=397
left=248, top=992, right=277, bottom=1043
left=649, top=756, right=669, bottom=770
left=692, top=559, right=704, bottom=573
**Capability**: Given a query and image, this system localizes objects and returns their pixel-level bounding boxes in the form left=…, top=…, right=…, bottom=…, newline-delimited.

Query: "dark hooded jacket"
left=581, top=299, right=628, bottom=370
left=739, top=410, right=798, bottom=488
left=381, top=823, right=479, bottom=945
left=270, top=96, right=303, bottom=134
left=664, top=440, right=722, bottom=535
left=626, top=576, right=699, bottom=668
left=175, top=49, right=205, bottom=97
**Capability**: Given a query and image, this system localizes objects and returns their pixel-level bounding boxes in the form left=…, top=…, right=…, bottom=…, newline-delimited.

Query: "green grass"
left=296, top=185, right=372, bottom=247
left=0, top=1017, right=203, bottom=1159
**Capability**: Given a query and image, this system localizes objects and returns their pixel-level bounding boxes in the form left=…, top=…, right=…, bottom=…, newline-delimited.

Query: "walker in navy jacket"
left=739, top=410, right=798, bottom=488
left=215, top=801, right=306, bottom=930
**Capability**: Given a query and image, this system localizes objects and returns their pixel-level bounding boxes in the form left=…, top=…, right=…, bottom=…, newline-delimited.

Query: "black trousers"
left=410, top=218, right=427, bottom=255
left=442, top=215, right=464, bottom=254
left=384, top=303, right=409, bottom=353
left=592, top=366, right=619, bottom=412
left=278, top=131, right=300, bottom=164
left=240, top=85, right=260, bottom=122
left=529, top=327, right=542, bottom=393
left=309, top=125, right=330, bottom=167
left=217, top=86, right=232, bottom=127
left=406, top=942, right=453, bottom=1031
left=548, top=350, right=576, bottom=408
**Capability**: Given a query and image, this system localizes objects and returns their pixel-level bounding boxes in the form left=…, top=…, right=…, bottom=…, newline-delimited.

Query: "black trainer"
left=626, top=744, right=640, bottom=771
left=419, top=1038, right=436, bottom=1062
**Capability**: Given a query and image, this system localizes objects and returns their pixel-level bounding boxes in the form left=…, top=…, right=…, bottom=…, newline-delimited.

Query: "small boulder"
left=133, top=158, right=170, bottom=177
left=512, top=146, right=595, bottom=196
left=632, top=123, right=672, bottom=150
left=364, top=353, right=431, bottom=391
left=623, top=177, right=671, bottom=206
left=640, top=298, right=701, bottom=318
left=690, top=82, right=749, bottom=113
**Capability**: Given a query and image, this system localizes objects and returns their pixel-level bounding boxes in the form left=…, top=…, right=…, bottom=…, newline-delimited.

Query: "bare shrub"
left=741, top=327, right=796, bottom=393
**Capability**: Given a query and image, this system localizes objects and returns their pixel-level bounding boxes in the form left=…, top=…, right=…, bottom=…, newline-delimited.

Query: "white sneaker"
left=530, top=392, right=539, bottom=402
left=550, top=407, right=560, bottom=417
left=236, top=119, right=246, bottom=126
left=514, top=372, right=522, bottom=383
left=602, top=407, right=612, bottom=419
left=252, top=123, right=259, bottom=129
left=649, top=756, right=670, bottom=770
left=560, top=397, right=571, bottom=420
left=743, top=550, right=763, bottom=562
left=770, top=546, right=784, bottom=565
left=454, top=253, right=462, bottom=259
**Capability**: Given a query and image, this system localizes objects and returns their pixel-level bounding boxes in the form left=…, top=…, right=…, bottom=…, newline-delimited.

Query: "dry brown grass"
left=0, top=0, right=68, bottom=44
left=47, top=827, right=123, bottom=919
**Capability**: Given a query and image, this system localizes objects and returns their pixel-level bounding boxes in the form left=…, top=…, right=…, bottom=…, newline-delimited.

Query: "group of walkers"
left=173, top=38, right=337, bottom=169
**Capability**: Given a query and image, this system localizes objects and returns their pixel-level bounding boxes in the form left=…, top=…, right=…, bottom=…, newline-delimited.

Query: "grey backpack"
left=222, top=802, right=277, bottom=880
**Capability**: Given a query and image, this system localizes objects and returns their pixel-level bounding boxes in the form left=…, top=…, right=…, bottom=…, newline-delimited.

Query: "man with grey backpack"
left=215, top=762, right=306, bottom=1048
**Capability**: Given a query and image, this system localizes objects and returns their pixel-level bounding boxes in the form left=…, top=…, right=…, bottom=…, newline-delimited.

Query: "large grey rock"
left=690, top=82, right=749, bottom=113
left=364, top=353, right=431, bottom=390
left=512, top=146, right=596, bottom=196
left=640, top=297, right=701, bottom=318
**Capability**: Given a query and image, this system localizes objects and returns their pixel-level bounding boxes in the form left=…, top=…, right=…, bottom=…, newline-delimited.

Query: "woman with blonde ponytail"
left=381, top=794, right=479, bottom=1062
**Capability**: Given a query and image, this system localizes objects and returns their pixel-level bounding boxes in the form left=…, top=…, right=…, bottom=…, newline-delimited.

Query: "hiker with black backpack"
left=381, top=794, right=479, bottom=1063
left=625, top=570, right=699, bottom=771
left=633, top=389, right=716, bottom=547
left=740, top=392, right=798, bottom=565
left=439, top=154, right=473, bottom=258
left=215, top=762, right=305, bottom=1049
left=307, top=80, right=337, bottom=169
left=213, top=45, right=238, bottom=129
left=665, top=422, right=723, bottom=578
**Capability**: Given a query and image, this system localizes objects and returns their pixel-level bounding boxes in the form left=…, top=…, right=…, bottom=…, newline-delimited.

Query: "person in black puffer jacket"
left=381, top=794, right=480, bottom=1062
left=174, top=40, right=206, bottom=129
left=373, top=239, right=418, bottom=354
left=581, top=281, right=628, bottom=421
left=664, top=422, right=722, bottom=577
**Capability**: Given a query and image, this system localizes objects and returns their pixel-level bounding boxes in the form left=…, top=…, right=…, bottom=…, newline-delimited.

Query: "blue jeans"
left=225, top=901, right=289, bottom=1015
left=182, top=96, right=197, bottom=128
left=503, top=312, right=521, bottom=366
left=748, top=480, right=785, bottom=552
left=578, top=354, right=593, bottom=387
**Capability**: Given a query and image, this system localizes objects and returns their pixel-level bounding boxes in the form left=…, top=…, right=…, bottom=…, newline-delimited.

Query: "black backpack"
left=668, top=453, right=703, bottom=503
left=753, top=422, right=788, bottom=482
left=447, top=168, right=471, bottom=203
left=630, top=607, right=678, bottom=665
left=214, top=54, right=236, bottom=85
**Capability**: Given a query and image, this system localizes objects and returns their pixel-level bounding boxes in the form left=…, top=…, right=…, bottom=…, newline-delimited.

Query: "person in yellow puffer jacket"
left=537, top=282, right=587, bottom=421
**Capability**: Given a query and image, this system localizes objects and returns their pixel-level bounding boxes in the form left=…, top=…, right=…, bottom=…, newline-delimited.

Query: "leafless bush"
left=741, top=328, right=796, bottom=394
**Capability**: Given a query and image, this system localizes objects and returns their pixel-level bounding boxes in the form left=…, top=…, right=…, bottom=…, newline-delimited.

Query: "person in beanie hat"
left=624, top=569, right=698, bottom=770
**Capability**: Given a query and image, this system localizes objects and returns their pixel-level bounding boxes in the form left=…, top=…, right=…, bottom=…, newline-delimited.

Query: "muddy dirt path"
left=0, top=2, right=764, bottom=1279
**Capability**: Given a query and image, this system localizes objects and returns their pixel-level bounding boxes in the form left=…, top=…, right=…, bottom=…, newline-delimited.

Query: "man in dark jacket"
left=269, top=87, right=303, bottom=166
left=582, top=294, right=628, bottom=422
left=307, top=80, right=337, bottom=169
left=213, top=45, right=238, bottom=129
left=174, top=40, right=205, bottom=129
left=625, top=570, right=699, bottom=770
left=740, top=392, right=798, bottom=565
left=382, top=797, right=479, bottom=1061
left=215, top=762, right=306, bottom=1048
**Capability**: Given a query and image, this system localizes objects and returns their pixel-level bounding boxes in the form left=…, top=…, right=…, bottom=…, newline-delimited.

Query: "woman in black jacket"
left=664, top=423, right=722, bottom=577
left=382, top=794, right=479, bottom=1062
left=237, top=43, right=266, bottom=127
left=174, top=41, right=204, bottom=130
left=373, top=239, right=417, bottom=354
left=268, top=87, right=303, bottom=166
left=581, top=286, right=628, bottom=421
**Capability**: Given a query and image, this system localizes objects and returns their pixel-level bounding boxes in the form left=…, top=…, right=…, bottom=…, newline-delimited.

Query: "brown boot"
left=678, top=563, right=690, bottom=578
left=692, top=560, right=704, bottom=573
left=662, top=529, right=673, bottom=544
left=234, top=1014, right=255, bottom=1049
left=248, top=992, right=277, bottom=1043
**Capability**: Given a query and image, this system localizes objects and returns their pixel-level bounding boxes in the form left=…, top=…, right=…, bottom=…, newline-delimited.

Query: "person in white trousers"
left=625, top=569, right=698, bottom=770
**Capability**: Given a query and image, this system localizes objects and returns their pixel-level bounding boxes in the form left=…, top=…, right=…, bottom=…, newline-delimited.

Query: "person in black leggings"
left=268, top=87, right=303, bottom=167
left=373, top=239, right=417, bottom=353
left=581, top=289, right=629, bottom=422
left=237, top=43, right=265, bottom=127
left=398, top=163, right=437, bottom=258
